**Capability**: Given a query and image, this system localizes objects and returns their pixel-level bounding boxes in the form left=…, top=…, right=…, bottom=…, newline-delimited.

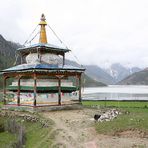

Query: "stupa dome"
left=26, top=53, right=59, bottom=65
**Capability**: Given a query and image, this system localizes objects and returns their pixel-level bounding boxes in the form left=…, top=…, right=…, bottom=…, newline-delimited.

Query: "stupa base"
left=2, top=101, right=82, bottom=112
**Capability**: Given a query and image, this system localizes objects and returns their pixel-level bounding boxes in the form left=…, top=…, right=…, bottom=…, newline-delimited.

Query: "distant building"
left=1, top=14, right=85, bottom=107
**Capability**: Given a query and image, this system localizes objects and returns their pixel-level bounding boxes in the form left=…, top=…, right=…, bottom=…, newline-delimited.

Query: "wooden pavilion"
left=1, top=14, right=85, bottom=107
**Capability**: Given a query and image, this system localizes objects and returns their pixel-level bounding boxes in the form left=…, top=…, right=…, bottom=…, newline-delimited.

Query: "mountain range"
left=65, top=59, right=142, bottom=85
left=0, top=34, right=146, bottom=86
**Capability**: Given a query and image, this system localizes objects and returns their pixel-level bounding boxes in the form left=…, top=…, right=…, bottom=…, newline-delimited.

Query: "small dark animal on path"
left=94, top=114, right=101, bottom=121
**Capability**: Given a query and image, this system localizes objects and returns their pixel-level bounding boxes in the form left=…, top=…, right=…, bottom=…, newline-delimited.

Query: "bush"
left=0, top=123, right=4, bottom=132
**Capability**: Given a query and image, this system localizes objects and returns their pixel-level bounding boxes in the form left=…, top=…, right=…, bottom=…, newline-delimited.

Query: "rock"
left=0, top=111, right=48, bottom=127
left=97, top=109, right=121, bottom=122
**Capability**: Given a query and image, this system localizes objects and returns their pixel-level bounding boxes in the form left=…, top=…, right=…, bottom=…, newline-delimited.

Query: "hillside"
left=83, top=74, right=106, bottom=87
left=84, top=65, right=115, bottom=84
left=65, top=60, right=111, bottom=85
left=0, top=35, right=21, bottom=69
left=0, top=35, right=21, bottom=87
left=118, top=69, right=148, bottom=85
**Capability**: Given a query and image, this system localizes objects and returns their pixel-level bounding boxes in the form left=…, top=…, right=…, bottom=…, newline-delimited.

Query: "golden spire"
left=39, top=14, right=47, bottom=43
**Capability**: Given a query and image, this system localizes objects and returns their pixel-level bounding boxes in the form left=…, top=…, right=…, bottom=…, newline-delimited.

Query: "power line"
left=28, top=31, right=40, bottom=44
left=69, top=50, right=85, bottom=68
left=47, top=24, right=69, bottom=49
left=47, top=24, right=84, bottom=68
left=23, top=25, right=39, bottom=45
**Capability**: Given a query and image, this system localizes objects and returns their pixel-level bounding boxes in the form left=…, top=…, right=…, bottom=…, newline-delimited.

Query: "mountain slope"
left=0, top=34, right=21, bottom=69
left=118, top=69, right=148, bottom=85
left=65, top=60, right=113, bottom=85
left=84, top=65, right=115, bottom=84
left=0, top=35, right=21, bottom=87
left=65, top=60, right=107, bottom=86
left=83, top=74, right=106, bottom=87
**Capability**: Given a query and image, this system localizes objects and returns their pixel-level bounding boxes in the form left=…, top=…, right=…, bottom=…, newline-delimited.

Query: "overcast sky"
left=0, top=0, right=148, bottom=68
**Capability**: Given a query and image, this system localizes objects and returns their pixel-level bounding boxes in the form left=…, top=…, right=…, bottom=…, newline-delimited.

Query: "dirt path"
left=42, top=108, right=148, bottom=148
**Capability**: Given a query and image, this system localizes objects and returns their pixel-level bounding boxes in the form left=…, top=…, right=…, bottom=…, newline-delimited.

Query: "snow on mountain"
left=103, top=63, right=142, bottom=83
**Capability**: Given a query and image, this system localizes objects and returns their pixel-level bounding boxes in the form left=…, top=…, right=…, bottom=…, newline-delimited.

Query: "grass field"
left=82, top=101, right=148, bottom=135
left=0, top=131, right=17, bottom=148
left=82, top=100, right=148, bottom=108
left=95, top=108, right=148, bottom=135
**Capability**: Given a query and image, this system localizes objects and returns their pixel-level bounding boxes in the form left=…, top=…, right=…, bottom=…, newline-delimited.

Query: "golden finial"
left=39, top=14, right=47, bottom=43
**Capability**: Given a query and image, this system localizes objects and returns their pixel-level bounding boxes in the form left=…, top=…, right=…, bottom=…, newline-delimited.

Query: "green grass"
left=0, top=118, right=17, bottom=148
left=0, top=131, right=17, bottom=148
left=83, top=101, right=148, bottom=135
left=95, top=108, right=148, bottom=135
left=25, top=122, right=54, bottom=148
left=82, top=100, right=148, bottom=108
left=0, top=93, right=3, bottom=102
left=0, top=101, right=3, bottom=109
left=0, top=115, right=55, bottom=148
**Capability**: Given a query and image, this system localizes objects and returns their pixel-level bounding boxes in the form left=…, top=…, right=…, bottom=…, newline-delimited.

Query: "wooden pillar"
left=3, top=76, right=7, bottom=105
left=17, top=76, right=21, bottom=106
left=58, top=78, right=61, bottom=105
left=78, top=74, right=82, bottom=102
left=21, top=55, right=23, bottom=64
left=33, top=74, right=37, bottom=107
left=76, top=75, right=79, bottom=89
left=63, top=53, right=65, bottom=67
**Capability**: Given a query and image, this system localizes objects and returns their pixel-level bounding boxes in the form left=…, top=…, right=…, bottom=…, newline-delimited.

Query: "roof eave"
left=17, top=44, right=70, bottom=54
left=1, top=67, right=85, bottom=73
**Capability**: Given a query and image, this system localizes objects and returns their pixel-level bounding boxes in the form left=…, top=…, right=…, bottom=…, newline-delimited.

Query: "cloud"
left=0, top=0, right=148, bottom=68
